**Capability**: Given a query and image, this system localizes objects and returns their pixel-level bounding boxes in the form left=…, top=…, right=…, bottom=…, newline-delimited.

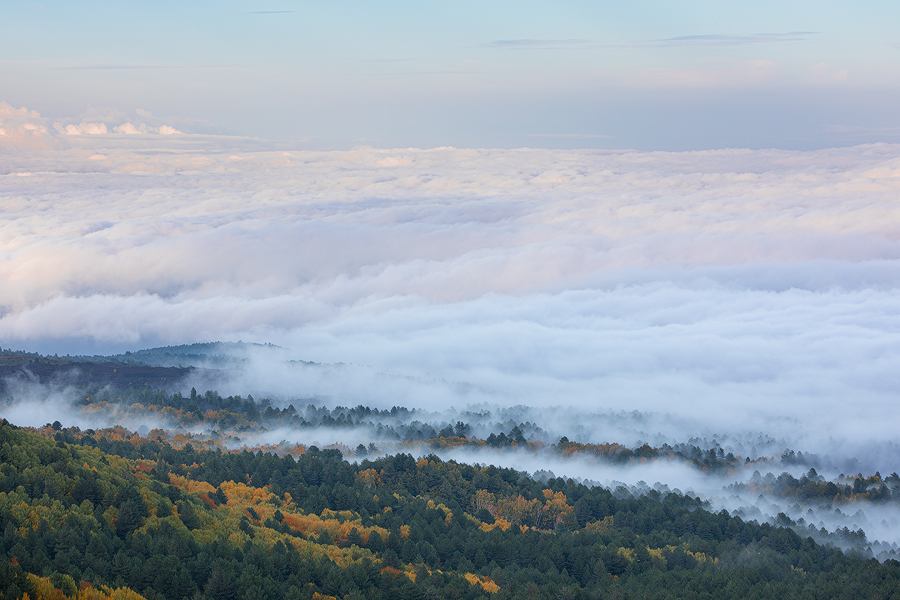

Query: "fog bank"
left=3, top=140, right=900, bottom=545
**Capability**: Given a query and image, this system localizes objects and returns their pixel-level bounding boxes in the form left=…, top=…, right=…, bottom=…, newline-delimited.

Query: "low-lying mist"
left=171, top=341, right=900, bottom=474
left=4, top=371, right=898, bottom=559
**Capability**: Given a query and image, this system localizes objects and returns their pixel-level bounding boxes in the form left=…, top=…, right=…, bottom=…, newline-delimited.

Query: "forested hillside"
left=2, top=420, right=900, bottom=600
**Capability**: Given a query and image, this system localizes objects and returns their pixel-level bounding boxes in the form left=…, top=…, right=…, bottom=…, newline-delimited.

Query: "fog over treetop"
left=2, top=139, right=900, bottom=452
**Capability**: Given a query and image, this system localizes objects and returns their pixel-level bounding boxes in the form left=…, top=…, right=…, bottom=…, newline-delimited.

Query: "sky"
left=1, top=0, right=899, bottom=149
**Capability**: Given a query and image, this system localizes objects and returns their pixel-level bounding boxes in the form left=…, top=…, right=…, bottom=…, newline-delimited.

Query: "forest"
left=2, top=418, right=900, bottom=599
left=2, top=347, right=900, bottom=599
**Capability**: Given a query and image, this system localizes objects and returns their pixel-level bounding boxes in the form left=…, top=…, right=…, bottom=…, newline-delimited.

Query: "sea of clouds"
left=3, top=104, right=900, bottom=543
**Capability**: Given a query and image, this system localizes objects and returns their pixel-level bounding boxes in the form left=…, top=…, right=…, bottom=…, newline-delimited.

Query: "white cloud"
left=29, top=108, right=188, bottom=141
left=1, top=137, right=900, bottom=472
left=0, top=103, right=41, bottom=121
left=112, top=122, right=180, bottom=135
left=0, top=102, right=57, bottom=151
left=60, top=122, right=109, bottom=135
left=114, top=122, right=144, bottom=134
left=79, top=122, right=109, bottom=135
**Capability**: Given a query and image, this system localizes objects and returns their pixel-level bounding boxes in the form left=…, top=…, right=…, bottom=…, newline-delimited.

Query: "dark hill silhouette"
left=0, top=351, right=197, bottom=393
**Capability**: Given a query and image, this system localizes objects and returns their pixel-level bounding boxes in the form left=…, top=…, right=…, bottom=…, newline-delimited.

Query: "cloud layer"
left=2, top=135, right=900, bottom=459
left=0, top=103, right=184, bottom=153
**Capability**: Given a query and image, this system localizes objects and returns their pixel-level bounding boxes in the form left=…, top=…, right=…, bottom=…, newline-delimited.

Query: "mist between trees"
left=3, top=376, right=899, bottom=560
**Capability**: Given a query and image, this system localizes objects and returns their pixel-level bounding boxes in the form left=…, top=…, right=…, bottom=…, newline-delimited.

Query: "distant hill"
left=0, top=350, right=196, bottom=394
left=74, top=341, right=283, bottom=368
left=0, top=342, right=279, bottom=394
left=0, top=342, right=285, bottom=395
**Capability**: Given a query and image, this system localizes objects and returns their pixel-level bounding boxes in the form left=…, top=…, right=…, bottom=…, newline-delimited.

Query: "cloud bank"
left=0, top=103, right=184, bottom=153
left=1, top=128, right=900, bottom=462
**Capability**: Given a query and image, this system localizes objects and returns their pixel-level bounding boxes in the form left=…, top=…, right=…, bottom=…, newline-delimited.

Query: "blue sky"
left=2, top=0, right=899, bottom=149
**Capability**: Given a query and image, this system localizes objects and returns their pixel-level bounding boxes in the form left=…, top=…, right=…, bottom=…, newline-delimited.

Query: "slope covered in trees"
left=2, top=420, right=900, bottom=600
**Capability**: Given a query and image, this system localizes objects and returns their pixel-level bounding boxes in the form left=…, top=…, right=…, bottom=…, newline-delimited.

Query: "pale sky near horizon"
left=2, top=0, right=899, bottom=149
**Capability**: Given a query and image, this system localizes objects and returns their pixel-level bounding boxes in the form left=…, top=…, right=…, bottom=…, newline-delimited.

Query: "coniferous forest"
left=2, top=348, right=900, bottom=599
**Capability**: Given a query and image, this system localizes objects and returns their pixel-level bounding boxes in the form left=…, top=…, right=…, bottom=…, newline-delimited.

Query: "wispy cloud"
left=48, top=64, right=236, bottom=71
left=244, top=10, right=296, bottom=14
left=49, top=65, right=184, bottom=70
left=657, top=32, right=819, bottom=46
